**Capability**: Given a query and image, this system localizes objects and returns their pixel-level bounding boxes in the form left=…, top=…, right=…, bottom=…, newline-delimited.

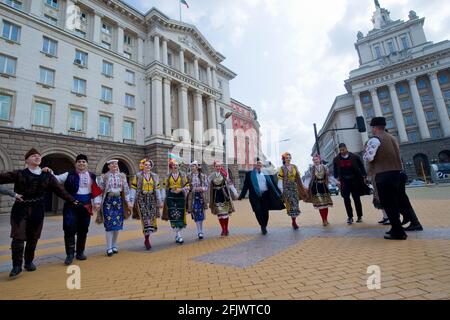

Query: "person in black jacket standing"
left=238, top=159, right=285, bottom=235
left=333, top=143, right=368, bottom=224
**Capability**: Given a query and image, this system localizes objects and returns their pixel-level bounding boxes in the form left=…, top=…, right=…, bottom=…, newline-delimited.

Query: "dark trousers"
left=253, top=191, right=270, bottom=228
left=63, top=204, right=91, bottom=256
left=341, top=179, right=363, bottom=218
left=399, top=172, right=421, bottom=226
left=376, top=171, right=407, bottom=238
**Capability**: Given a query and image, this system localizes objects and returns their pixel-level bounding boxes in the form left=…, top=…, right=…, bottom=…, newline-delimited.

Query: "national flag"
left=180, top=0, right=189, bottom=8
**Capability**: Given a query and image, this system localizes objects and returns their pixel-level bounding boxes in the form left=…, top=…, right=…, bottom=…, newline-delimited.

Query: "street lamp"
left=219, top=112, right=233, bottom=125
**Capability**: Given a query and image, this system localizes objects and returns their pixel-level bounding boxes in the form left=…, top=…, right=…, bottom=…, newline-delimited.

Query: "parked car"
left=407, top=179, right=426, bottom=187
left=328, top=184, right=339, bottom=195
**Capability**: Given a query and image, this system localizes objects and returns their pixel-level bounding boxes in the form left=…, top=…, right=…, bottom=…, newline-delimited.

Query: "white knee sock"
left=382, top=210, right=388, bottom=219
left=175, top=228, right=181, bottom=238
left=196, top=221, right=203, bottom=233
left=106, top=231, right=113, bottom=250
left=112, top=231, right=119, bottom=248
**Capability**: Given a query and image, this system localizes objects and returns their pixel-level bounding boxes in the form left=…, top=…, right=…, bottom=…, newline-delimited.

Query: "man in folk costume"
left=96, top=159, right=133, bottom=256
left=0, top=148, right=78, bottom=278
left=0, top=185, right=23, bottom=201
left=162, top=159, right=189, bottom=244
left=238, top=159, right=285, bottom=235
left=46, top=154, right=103, bottom=265
left=209, top=161, right=236, bottom=236
left=186, top=161, right=208, bottom=240
left=277, top=152, right=309, bottom=230
left=130, top=158, right=163, bottom=250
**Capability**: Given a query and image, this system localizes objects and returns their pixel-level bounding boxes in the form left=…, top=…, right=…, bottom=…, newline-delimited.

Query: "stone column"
left=212, top=67, right=217, bottom=89
left=162, top=38, right=168, bottom=65
left=153, top=35, right=160, bottom=62
left=64, top=0, right=77, bottom=30
left=194, top=58, right=199, bottom=80
left=151, top=75, right=163, bottom=136
left=93, top=11, right=102, bottom=44
left=178, top=84, right=189, bottom=141
left=179, top=49, right=185, bottom=73
left=137, top=37, right=144, bottom=64
left=353, top=93, right=369, bottom=143
left=194, top=91, right=203, bottom=144
left=408, top=77, right=431, bottom=139
left=388, top=83, right=408, bottom=143
left=370, top=89, right=383, bottom=117
left=207, top=66, right=212, bottom=87
left=163, top=78, right=172, bottom=137
left=429, top=72, right=450, bottom=137
left=117, top=24, right=124, bottom=56
left=207, top=97, right=217, bottom=145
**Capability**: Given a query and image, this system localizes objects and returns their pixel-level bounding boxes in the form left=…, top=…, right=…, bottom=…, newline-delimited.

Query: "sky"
left=126, top=0, right=450, bottom=172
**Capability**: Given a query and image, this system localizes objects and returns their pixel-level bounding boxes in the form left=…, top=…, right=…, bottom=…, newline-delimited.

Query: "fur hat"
left=370, top=117, right=387, bottom=127
left=76, top=154, right=88, bottom=162
left=25, top=148, right=40, bottom=160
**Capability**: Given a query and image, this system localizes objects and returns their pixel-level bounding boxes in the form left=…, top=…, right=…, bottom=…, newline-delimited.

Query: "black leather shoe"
left=76, top=253, right=87, bottom=261
left=9, top=266, right=22, bottom=278
left=64, top=254, right=74, bottom=265
left=261, top=227, right=268, bottom=235
left=112, top=247, right=118, bottom=254
left=24, top=262, right=37, bottom=272
left=401, top=218, right=411, bottom=226
left=384, top=234, right=407, bottom=240
left=356, top=217, right=363, bottom=223
left=404, top=224, right=423, bottom=232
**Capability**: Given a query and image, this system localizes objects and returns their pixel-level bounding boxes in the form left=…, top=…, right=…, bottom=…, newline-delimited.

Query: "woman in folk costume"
left=186, top=161, right=208, bottom=240
left=277, top=152, right=309, bottom=230
left=209, top=161, right=236, bottom=236
left=130, top=158, right=163, bottom=250
left=162, top=159, right=189, bottom=244
left=307, top=155, right=335, bottom=226
left=96, top=159, right=133, bottom=256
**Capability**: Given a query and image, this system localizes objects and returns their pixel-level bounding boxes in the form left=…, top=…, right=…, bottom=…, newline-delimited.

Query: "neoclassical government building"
left=0, top=0, right=238, bottom=213
left=316, top=1, right=450, bottom=181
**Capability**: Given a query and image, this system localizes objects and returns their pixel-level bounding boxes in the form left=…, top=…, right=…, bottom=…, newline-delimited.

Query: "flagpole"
left=179, top=0, right=182, bottom=22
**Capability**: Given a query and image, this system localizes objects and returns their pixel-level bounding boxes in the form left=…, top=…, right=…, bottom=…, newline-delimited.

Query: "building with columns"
left=0, top=0, right=237, bottom=214
left=315, top=1, right=450, bottom=181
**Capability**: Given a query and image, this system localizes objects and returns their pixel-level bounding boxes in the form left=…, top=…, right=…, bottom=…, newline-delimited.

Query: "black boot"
left=64, top=234, right=75, bottom=265
left=11, top=239, right=24, bottom=270
left=9, top=266, right=22, bottom=278
left=76, top=233, right=87, bottom=260
left=24, top=262, right=36, bottom=272
left=404, top=224, right=423, bottom=232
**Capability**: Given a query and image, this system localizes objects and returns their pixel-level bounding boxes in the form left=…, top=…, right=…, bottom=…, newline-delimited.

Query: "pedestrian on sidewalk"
left=333, top=143, right=369, bottom=224
left=96, top=159, right=133, bottom=256
left=277, top=152, right=309, bottom=230
left=238, top=159, right=285, bottom=235
left=0, top=148, right=78, bottom=278
left=209, top=161, right=236, bottom=236
left=45, top=154, right=102, bottom=265
left=130, top=158, right=163, bottom=250
left=305, top=155, right=335, bottom=227
left=186, top=161, right=208, bottom=240
left=162, top=159, right=189, bottom=244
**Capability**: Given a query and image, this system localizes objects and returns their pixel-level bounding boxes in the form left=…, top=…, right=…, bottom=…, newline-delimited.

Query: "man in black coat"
left=238, top=159, right=285, bottom=235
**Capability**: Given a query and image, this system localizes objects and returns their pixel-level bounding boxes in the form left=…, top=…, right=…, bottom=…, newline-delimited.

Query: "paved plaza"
left=0, top=186, right=449, bottom=300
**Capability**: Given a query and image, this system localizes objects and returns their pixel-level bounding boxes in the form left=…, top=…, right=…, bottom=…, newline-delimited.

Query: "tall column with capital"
left=153, top=35, right=160, bottom=62
left=151, top=75, right=163, bottom=136
left=207, top=97, right=217, bottom=145
left=194, top=91, right=204, bottom=144
left=353, top=93, right=369, bottom=143
left=178, top=85, right=189, bottom=141
left=93, top=12, right=102, bottom=43
left=194, top=58, right=199, bottom=80
left=429, top=72, right=450, bottom=137
left=408, top=78, right=431, bottom=139
left=370, top=89, right=383, bottom=117
left=137, top=37, right=144, bottom=64
left=162, top=38, right=168, bottom=65
left=212, top=67, right=218, bottom=89
left=207, top=66, right=212, bottom=87
left=179, top=49, right=185, bottom=73
left=117, top=25, right=124, bottom=56
left=163, top=78, right=172, bottom=137
left=388, top=83, right=408, bottom=143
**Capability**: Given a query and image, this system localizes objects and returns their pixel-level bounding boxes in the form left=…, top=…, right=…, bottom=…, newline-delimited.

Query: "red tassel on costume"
left=224, top=218, right=229, bottom=236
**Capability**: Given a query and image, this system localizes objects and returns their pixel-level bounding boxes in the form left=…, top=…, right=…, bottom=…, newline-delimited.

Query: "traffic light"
left=356, top=116, right=366, bottom=133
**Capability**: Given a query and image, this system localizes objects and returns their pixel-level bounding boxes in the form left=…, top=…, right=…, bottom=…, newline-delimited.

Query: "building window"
left=123, top=120, right=134, bottom=140
left=444, top=90, right=450, bottom=100
left=382, top=104, right=391, bottom=114
left=72, top=77, right=86, bottom=95
left=386, top=118, right=394, bottom=129
left=407, top=131, right=418, bottom=142
left=42, top=36, right=57, bottom=56
left=425, top=110, right=435, bottom=121
left=387, top=41, right=395, bottom=54
left=2, top=21, right=21, bottom=42
left=401, top=36, right=409, bottom=50
left=80, top=12, right=87, bottom=23
left=439, top=73, right=449, bottom=85
left=400, top=99, right=410, bottom=110
left=69, top=109, right=84, bottom=132
left=398, top=84, right=406, bottom=95
left=33, top=102, right=51, bottom=127
left=404, top=114, right=415, bottom=126
left=101, top=41, right=111, bottom=50
left=0, top=93, right=12, bottom=121
left=374, top=46, right=382, bottom=59
left=417, top=79, right=427, bottom=90
left=218, top=80, right=223, bottom=89
left=102, top=61, right=113, bottom=77
left=167, top=53, right=173, bottom=66
left=39, top=67, right=55, bottom=86
left=44, top=14, right=57, bottom=26
left=101, top=23, right=111, bottom=35
left=5, top=0, right=23, bottom=10
left=125, top=70, right=135, bottom=85
left=362, top=95, right=370, bottom=104
left=378, top=90, right=388, bottom=100
left=430, top=127, right=441, bottom=139
left=0, top=54, right=17, bottom=75
left=123, top=34, right=132, bottom=45
left=46, top=0, right=58, bottom=9
left=124, top=52, right=132, bottom=59
left=125, top=94, right=135, bottom=108
left=74, top=50, right=87, bottom=67
left=99, top=115, right=111, bottom=136
left=365, top=108, right=375, bottom=118
left=74, top=29, right=86, bottom=38
left=421, top=94, right=434, bottom=106
left=101, top=86, right=112, bottom=103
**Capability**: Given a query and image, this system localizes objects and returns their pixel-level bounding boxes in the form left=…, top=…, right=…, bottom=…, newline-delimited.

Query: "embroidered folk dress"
left=187, top=173, right=208, bottom=222
left=97, top=172, right=131, bottom=232
left=278, top=165, right=302, bottom=217
left=209, top=172, right=235, bottom=219
left=309, top=164, right=333, bottom=210
left=163, top=173, right=189, bottom=229
left=130, top=172, right=162, bottom=235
